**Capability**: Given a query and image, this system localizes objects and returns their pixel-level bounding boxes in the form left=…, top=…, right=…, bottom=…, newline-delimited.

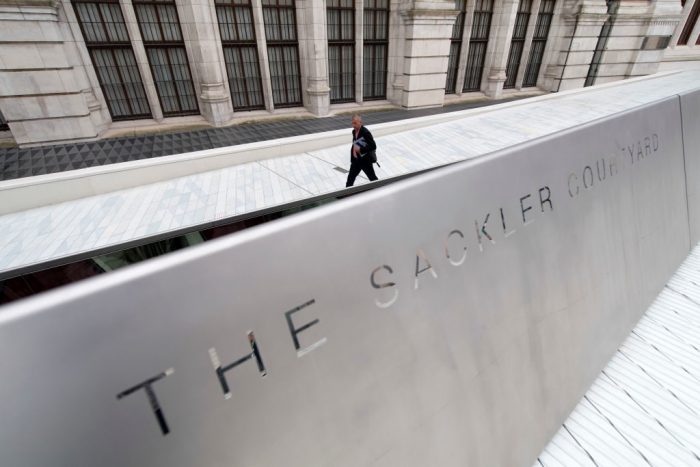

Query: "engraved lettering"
left=568, top=173, right=579, bottom=197
left=539, top=186, right=553, bottom=213
left=415, top=249, right=438, bottom=289
left=209, top=332, right=266, bottom=400
left=371, top=265, right=399, bottom=308
left=444, top=230, right=467, bottom=266
left=520, top=194, right=533, bottom=224
left=116, top=368, right=174, bottom=436
left=475, top=214, right=495, bottom=251
left=583, top=166, right=594, bottom=189
left=285, top=299, right=326, bottom=357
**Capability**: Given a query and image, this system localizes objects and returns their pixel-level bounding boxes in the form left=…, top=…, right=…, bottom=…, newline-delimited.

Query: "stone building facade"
left=0, top=0, right=698, bottom=147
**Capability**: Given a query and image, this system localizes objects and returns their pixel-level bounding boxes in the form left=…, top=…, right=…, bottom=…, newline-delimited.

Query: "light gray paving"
left=1, top=70, right=700, bottom=276
left=536, top=244, right=700, bottom=467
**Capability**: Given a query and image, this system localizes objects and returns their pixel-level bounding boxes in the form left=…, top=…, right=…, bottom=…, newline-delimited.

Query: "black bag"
left=369, top=150, right=379, bottom=166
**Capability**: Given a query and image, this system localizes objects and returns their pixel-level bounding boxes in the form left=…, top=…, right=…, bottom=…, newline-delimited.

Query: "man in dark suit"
left=346, top=114, right=379, bottom=187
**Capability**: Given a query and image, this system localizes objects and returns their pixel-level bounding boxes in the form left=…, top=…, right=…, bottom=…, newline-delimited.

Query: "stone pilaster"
left=483, top=0, right=520, bottom=97
left=543, top=0, right=608, bottom=92
left=398, top=0, right=458, bottom=108
left=387, top=0, right=406, bottom=104
left=618, top=0, right=683, bottom=80
left=0, top=0, right=100, bottom=146
left=177, top=0, right=233, bottom=125
left=296, top=0, right=330, bottom=116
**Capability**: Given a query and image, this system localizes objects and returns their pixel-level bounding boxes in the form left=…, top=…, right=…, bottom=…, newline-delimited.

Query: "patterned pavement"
left=0, top=97, right=527, bottom=181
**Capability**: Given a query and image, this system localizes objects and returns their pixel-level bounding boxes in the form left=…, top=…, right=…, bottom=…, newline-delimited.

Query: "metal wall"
left=0, top=97, right=692, bottom=467
left=681, top=88, right=700, bottom=245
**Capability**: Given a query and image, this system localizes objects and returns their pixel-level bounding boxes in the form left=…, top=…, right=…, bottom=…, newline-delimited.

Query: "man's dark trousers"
left=346, top=156, right=378, bottom=187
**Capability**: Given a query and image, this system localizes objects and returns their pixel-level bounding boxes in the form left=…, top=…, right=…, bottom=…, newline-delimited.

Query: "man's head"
left=351, top=114, right=362, bottom=131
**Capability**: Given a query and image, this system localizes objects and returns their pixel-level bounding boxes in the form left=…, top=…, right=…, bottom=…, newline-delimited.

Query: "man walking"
left=346, top=114, right=379, bottom=187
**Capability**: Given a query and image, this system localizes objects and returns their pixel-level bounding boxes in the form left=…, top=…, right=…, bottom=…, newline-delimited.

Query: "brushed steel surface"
left=0, top=97, right=691, bottom=467
left=681, top=88, right=700, bottom=246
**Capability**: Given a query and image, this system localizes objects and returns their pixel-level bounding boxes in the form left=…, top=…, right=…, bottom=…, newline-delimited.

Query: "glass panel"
left=363, top=0, right=389, bottom=100
left=445, top=0, right=466, bottom=94
left=133, top=0, right=199, bottom=116
left=678, top=0, right=700, bottom=45
left=327, top=0, right=354, bottom=103
left=504, top=0, right=531, bottom=89
left=216, top=0, right=264, bottom=110
left=73, top=0, right=152, bottom=120
left=223, top=46, right=264, bottom=109
left=462, top=0, right=493, bottom=92
left=0, top=110, right=9, bottom=131
left=445, top=41, right=461, bottom=94
left=523, top=0, right=554, bottom=87
left=263, top=1, right=301, bottom=107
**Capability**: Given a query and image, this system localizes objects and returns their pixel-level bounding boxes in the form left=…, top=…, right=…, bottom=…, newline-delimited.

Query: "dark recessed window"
left=504, top=0, right=532, bottom=89
left=133, top=0, right=199, bottom=116
left=262, top=0, right=302, bottom=107
left=463, top=0, right=494, bottom=92
left=523, top=0, right=555, bottom=87
left=72, top=0, right=152, bottom=120
left=446, top=0, right=466, bottom=94
left=363, top=0, right=389, bottom=100
left=215, top=0, right=265, bottom=110
left=327, top=0, right=355, bottom=103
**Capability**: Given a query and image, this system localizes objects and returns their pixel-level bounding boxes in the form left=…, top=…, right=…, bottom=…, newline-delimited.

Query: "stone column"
left=296, top=0, right=331, bottom=116
left=398, top=0, right=458, bottom=108
left=386, top=0, right=405, bottom=104
left=177, top=0, right=234, bottom=124
left=121, top=0, right=163, bottom=121
left=544, top=0, right=608, bottom=92
left=355, top=0, right=363, bottom=103
left=483, top=0, right=520, bottom=97
left=0, top=0, right=100, bottom=146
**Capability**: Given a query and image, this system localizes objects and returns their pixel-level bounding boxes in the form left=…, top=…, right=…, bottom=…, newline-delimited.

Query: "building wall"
left=0, top=0, right=696, bottom=147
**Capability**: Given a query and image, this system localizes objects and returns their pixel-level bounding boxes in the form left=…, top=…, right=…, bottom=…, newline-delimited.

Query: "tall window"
left=133, top=0, right=198, bottom=116
left=678, top=0, right=700, bottom=45
left=584, top=0, right=616, bottom=87
left=0, top=111, right=8, bottom=131
left=445, top=0, right=466, bottom=94
left=504, top=0, right=531, bottom=88
left=363, top=0, right=389, bottom=100
left=262, top=0, right=302, bottom=107
left=463, top=0, right=493, bottom=92
left=215, top=0, right=265, bottom=110
left=72, top=0, right=151, bottom=120
left=327, top=0, right=354, bottom=103
left=523, top=0, right=554, bottom=87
